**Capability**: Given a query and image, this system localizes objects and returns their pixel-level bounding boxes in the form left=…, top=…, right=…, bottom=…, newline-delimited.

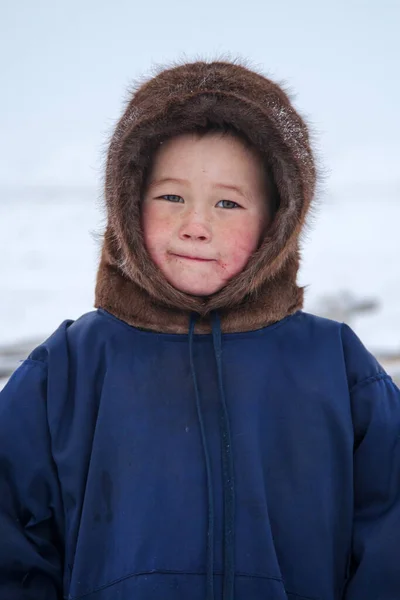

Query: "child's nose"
left=179, top=212, right=212, bottom=242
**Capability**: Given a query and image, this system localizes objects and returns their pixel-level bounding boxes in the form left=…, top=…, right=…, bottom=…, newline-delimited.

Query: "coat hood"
left=95, top=60, right=317, bottom=333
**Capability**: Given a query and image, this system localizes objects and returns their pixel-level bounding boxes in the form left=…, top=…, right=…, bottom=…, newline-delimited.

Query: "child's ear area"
left=263, top=167, right=280, bottom=226
left=139, top=189, right=153, bottom=250
left=257, top=212, right=272, bottom=248
left=257, top=181, right=280, bottom=247
left=139, top=158, right=158, bottom=232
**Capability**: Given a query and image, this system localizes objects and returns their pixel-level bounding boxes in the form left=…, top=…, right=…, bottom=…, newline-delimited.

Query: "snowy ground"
left=300, top=183, right=400, bottom=353
left=1, top=184, right=399, bottom=389
left=0, top=186, right=102, bottom=347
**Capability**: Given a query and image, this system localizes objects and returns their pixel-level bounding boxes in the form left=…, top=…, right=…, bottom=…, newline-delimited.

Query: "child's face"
left=142, top=133, right=270, bottom=296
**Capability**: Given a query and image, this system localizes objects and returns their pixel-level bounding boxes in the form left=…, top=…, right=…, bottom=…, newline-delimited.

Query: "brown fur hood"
left=95, top=60, right=317, bottom=333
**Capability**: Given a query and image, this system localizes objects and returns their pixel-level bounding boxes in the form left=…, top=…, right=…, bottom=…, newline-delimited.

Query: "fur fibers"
left=95, top=60, right=317, bottom=333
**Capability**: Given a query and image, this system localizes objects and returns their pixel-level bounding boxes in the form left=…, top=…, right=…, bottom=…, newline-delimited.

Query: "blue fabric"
left=1, top=308, right=400, bottom=600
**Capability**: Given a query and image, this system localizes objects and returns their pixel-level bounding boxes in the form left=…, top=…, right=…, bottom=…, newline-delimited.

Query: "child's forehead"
left=146, top=133, right=268, bottom=194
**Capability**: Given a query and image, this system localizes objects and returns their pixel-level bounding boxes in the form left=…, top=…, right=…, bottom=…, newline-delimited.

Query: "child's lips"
left=171, top=253, right=215, bottom=262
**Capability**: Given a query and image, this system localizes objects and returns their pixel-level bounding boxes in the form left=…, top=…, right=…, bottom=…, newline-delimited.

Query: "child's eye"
left=159, top=195, right=184, bottom=203
left=216, top=200, right=241, bottom=209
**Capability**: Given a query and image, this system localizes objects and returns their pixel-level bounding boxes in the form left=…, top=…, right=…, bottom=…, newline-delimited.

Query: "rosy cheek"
left=143, top=206, right=173, bottom=249
left=219, top=222, right=260, bottom=277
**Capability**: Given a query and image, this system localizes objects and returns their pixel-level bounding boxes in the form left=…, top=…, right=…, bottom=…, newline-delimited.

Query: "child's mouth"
left=172, top=254, right=215, bottom=263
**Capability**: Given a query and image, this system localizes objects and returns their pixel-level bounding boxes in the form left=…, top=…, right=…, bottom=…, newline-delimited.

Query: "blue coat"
left=1, top=308, right=399, bottom=599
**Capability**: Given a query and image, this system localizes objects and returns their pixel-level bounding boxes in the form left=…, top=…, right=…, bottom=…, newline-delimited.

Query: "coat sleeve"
left=0, top=359, right=64, bottom=599
left=341, top=325, right=400, bottom=599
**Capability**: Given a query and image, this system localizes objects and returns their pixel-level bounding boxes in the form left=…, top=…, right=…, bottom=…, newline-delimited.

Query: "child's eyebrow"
left=148, top=177, right=188, bottom=188
left=213, top=183, right=247, bottom=198
left=148, top=177, right=247, bottom=198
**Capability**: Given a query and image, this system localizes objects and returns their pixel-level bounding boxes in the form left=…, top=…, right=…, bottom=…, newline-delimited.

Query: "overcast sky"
left=1, top=0, right=399, bottom=189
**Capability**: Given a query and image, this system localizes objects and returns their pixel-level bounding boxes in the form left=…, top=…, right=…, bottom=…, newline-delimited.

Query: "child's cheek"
left=143, top=205, right=174, bottom=248
left=220, top=221, right=261, bottom=276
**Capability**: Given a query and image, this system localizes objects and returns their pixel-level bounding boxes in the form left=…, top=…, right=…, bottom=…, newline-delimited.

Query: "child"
left=0, top=60, right=399, bottom=600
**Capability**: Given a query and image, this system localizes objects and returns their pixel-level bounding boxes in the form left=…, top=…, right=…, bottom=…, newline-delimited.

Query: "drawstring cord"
left=189, top=314, right=215, bottom=600
left=189, top=312, right=236, bottom=600
left=211, top=312, right=235, bottom=600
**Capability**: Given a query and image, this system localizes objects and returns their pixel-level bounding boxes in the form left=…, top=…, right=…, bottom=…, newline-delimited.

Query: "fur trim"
left=95, top=60, right=316, bottom=333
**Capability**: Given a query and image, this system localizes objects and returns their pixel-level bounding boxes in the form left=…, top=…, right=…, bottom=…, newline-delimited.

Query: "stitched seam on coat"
left=349, top=372, right=391, bottom=394
left=23, top=358, right=47, bottom=368
left=69, top=569, right=317, bottom=600
left=97, top=307, right=300, bottom=340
